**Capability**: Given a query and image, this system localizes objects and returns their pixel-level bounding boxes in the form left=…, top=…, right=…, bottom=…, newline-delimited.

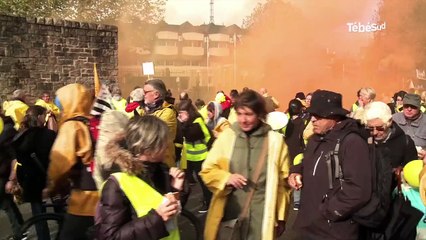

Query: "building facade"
left=120, top=21, right=243, bottom=99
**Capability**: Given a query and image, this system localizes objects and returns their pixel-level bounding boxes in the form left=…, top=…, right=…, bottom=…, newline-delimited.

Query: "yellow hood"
left=56, top=83, right=92, bottom=123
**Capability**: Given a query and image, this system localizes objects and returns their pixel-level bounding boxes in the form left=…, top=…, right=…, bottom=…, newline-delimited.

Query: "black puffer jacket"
left=96, top=137, right=189, bottom=240
left=291, top=118, right=371, bottom=240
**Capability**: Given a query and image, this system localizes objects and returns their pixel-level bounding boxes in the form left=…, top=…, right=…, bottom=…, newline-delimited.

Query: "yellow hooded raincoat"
left=47, top=83, right=99, bottom=216
left=200, top=127, right=291, bottom=240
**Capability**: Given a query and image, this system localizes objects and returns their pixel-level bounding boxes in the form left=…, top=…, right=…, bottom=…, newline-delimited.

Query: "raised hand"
left=170, top=167, right=185, bottom=191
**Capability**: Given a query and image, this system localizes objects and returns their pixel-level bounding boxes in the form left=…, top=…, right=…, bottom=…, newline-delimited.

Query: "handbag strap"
left=239, top=134, right=269, bottom=219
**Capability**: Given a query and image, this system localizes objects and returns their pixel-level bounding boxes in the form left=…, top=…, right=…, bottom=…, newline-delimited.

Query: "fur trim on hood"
left=104, top=132, right=144, bottom=175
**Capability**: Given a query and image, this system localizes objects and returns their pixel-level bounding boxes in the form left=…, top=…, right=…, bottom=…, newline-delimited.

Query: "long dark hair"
left=20, top=105, right=46, bottom=130
left=178, top=99, right=201, bottom=122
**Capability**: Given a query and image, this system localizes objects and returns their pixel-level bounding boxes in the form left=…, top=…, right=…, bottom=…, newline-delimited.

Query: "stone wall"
left=0, top=14, right=118, bottom=103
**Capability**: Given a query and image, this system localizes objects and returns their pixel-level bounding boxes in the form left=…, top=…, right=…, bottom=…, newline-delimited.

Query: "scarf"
left=145, top=99, right=164, bottom=114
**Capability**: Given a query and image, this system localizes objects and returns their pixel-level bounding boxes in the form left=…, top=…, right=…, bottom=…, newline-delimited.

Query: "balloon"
left=266, top=111, right=289, bottom=131
left=0, top=118, right=3, bottom=134
left=403, top=160, right=424, bottom=188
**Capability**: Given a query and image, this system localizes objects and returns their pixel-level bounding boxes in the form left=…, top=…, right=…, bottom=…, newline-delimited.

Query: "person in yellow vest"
left=96, top=115, right=184, bottom=240
left=35, top=91, right=60, bottom=132
left=35, top=92, right=60, bottom=118
left=178, top=99, right=213, bottom=213
left=194, top=98, right=208, bottom=120
left=110, top=87, right=128, bottom=114
left=3, top=89, right=29, bottom=130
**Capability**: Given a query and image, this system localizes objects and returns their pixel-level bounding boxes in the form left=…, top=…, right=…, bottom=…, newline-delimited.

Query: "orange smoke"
left=225, top=0, right=424, bottom=109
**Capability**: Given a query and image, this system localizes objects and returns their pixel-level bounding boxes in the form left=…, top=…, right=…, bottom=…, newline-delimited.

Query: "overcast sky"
left=164, top=0, right=264, bottom=26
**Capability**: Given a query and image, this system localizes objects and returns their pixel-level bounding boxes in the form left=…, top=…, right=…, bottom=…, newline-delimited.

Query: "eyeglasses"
left=366, top=126, right=386, bottom=132
left=143, top=89, right=155, bottom=94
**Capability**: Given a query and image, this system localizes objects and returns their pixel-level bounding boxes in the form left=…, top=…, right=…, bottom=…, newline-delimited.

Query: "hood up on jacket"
left=56, top=83, right=93, bottom=124
left=206, top=101, right=224, bottom=130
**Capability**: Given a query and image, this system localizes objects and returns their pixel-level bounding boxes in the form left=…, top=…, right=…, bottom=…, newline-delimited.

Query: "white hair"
left=363, top=101, right=392, bottom=125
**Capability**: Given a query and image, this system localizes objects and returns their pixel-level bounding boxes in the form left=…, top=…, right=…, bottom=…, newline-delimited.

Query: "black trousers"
left=0, top=179, right=24, bottom=237
left=59, top=213, right=94, bottom=240
left=187, top=160, right=212, bottom=205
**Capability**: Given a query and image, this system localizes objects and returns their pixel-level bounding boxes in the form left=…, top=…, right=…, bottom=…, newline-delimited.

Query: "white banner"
left=142, top=62, right=155, bottom=76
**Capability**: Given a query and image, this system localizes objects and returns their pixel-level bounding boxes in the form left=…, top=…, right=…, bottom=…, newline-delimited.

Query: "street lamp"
left=205, top=35, right=210, bottom=93
left=229, top=33, right=237, bottom=88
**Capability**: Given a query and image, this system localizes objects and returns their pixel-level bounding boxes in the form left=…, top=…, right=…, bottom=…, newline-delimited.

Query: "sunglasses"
left=366, top=126, right=386, bottom=132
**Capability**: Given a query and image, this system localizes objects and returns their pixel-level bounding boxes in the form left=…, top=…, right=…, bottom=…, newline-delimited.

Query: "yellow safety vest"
left=111, top=98, right=127, bottom=112
left=111, top=173, right=180, bottom=240
left=351, top=103, right=359, bottom=112
left=184, top=117, right=211, bottom=162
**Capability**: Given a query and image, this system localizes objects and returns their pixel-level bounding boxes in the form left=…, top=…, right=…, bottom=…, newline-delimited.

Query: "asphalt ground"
left=0, top=181, right=302, bottom=240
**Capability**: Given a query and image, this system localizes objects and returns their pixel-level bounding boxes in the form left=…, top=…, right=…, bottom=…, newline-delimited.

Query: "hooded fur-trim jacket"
left=96, top=136, right=188, bottom=240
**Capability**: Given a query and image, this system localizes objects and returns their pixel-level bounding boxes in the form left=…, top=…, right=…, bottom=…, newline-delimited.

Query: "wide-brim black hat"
left=307, top=90, right=350, bottom=118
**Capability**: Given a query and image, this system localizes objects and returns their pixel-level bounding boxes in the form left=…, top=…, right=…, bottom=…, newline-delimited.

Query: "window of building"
left=157, top=39, right=177, bottom=46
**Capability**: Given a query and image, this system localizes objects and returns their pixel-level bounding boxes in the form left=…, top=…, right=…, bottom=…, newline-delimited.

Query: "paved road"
left=0, top=182, right=302, bottom=240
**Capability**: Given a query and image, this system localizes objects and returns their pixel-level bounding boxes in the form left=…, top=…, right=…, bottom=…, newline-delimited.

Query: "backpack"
left=325, top=130, right=394, bottom=228
left=64, top=116, right=98, bottom=191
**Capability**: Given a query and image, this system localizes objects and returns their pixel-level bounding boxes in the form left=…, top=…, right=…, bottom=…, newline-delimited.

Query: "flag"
left=409, top=80, right=415, bottom=89
left=91, top=84, right=113, bottom=116
left=94, top=63, right=101, bottom=97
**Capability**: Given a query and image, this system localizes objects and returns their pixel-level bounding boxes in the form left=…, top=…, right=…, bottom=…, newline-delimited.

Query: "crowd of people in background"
left=1, top=81, right=426, bottom=240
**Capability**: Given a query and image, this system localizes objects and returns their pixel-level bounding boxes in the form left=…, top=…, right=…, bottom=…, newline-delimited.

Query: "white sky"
left=164, top=0, right=264, bottom=26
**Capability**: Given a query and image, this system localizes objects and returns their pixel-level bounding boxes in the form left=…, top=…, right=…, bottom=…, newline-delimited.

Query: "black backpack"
left=325, top=131, right=394, bottom=228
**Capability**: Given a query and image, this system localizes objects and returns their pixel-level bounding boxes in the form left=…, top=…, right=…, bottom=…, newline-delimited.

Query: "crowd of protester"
left=1, top=82, right=426, bottom=240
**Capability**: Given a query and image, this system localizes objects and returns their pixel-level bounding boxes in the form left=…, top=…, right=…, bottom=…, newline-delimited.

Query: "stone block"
left=0, top=65, right=11, bottom=72
left=36, top=82, right=53, bottom=91
left=36, top=17, right=45, bottom=24
left=17, top=70, right=30, bottom=78
left=53, top=19, right=64, bottom=26
left=51, top=73, right=59, bottom=82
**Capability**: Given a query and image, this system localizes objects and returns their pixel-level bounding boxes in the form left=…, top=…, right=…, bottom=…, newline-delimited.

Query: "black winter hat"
left=307, top=90, right=349, bottom=118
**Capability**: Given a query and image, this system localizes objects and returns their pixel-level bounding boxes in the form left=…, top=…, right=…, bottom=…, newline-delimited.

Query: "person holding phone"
left=96, top=115, right=186, bottom=240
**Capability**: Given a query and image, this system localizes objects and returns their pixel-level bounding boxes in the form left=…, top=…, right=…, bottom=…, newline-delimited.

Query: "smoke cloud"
left=223, top=0, right=425, bottom=109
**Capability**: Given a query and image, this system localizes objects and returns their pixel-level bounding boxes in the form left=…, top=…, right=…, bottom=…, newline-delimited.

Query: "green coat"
left=200, top=122, right=292, bottom=240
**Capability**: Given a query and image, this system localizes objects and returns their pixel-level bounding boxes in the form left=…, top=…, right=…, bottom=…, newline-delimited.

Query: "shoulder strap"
left=239, top=136, right=269, bottom=219
left=325, top=131, right=362, bottom=190
left=65, top=116, right=90, bottom=125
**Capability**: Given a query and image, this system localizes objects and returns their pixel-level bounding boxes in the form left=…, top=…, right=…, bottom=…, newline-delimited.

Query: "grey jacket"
left=392, top=112, right=426, bottom=148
